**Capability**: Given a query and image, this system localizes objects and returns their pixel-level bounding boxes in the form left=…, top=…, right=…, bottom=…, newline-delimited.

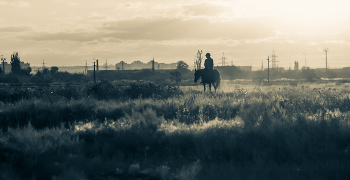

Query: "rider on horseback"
left=204, top=53, right=214, bottom=82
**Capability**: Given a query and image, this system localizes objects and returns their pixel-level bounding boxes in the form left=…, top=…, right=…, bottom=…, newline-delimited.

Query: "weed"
left=1, top=82, right=350, bottom=179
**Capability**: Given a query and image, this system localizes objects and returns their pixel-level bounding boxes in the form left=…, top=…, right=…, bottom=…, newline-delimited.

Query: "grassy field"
left=1, top=80, right=350, bottom=180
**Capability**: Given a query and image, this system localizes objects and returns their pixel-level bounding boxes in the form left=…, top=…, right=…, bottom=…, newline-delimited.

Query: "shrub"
left=121, top=108, right=165, bottom=133
left=9, top=88, right=32, bottom=102
left=302, top=68, right=319, bottom=81
left=123, top=82, right=183, bottom=99
left=0, top=89, right=9, bottom=102
left=55, top=85, right=82, bottom=100
left=85, top=80, right=121, bottom=100
left=124, top=82, right=160, bottom=99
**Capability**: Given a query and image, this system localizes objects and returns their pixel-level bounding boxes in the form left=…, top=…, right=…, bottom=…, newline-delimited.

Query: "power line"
left=324, top=47, right=329, bottom=72
left=222, top=52, right=226, bottom=66
left=271, top=49, right=279, bottom=69
left=103, top=59, right=108, bottom=70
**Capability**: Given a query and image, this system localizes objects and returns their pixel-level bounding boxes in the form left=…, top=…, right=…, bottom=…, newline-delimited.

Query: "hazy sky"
left=1, top=0, right=350, bottom=69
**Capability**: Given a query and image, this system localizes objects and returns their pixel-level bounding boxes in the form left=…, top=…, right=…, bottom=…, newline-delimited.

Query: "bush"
left=9, top=88, right=32, bottom=102
left=55, top=85, right=82, bottom=100
left=0, top=89, right=10, bottom=102
left=124, top=82, right=183, bottom=99
left=85, top=80, right=121, bottom=100
left=2, top=83, right=350, bottom=179
left=302, top=68, right=319, bottom=81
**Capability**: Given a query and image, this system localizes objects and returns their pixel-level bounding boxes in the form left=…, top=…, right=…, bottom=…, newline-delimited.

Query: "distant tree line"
left=0, top=56, right=193, bottom=85
left=0, top=52, right=89, bottom=84
left=3, top=52, right=349, bottom=85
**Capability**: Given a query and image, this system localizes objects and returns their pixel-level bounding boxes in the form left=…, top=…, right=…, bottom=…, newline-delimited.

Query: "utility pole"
left=84, top=60, right=88, bottom=74
left=93, top=61, right=96, bottom=83
left=42, top=59, right=45, bottom=69
left=324, top=47, right=329, bottom=72
left=93, top=58, right=98, bottom=82
left=96, top=59, right=99, bottom=71
left=104, top=59, right=108, bottom=70
left=303, top=53, right=306, bottom=68
left=1, top=55, right=6, bottom=74
left=268, top=56, right=270, bottom=82
left=152, top=56, right=154, bottom=71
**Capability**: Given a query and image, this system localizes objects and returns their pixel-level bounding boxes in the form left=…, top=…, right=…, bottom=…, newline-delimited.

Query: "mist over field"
left=1, top=78, right=350, bottom=179
left=1, top=39, right=350, bottom=180
left=1, top=0, right=350, bottom=179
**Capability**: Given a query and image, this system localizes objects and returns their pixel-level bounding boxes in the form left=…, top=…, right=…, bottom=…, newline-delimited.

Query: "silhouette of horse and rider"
left=194, top=53, right=221, bottom=91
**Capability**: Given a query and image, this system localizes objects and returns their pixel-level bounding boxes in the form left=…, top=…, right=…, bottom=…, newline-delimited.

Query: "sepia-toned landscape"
left=2, top=0, right=350, bottom=179
left=1, top=77, right=350, bottom=179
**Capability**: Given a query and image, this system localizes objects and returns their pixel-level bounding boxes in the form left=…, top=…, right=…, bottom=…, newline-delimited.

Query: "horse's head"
left=194, top=69, right=199, bottom=83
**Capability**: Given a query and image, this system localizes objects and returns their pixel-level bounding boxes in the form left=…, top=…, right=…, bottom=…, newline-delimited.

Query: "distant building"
left=20, top=62, right=30, bottom=70
left=236, top=66, right=252, bottom=72
left=215, top=65, right=252, bottom=72
left=315, top=68, right=327, bottom=72
left=1, top=61, right=30, bottom=74
left=272, top=67, right=285, bottom=71
left=115, top=60, right=177, bottom=70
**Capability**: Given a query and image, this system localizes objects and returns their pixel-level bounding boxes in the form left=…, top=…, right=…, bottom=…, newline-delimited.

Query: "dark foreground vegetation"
left=1, top=80, right=350, bottom=180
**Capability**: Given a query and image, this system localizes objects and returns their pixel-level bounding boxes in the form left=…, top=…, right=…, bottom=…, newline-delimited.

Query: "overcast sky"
left=0, top=0, right=350, bottom=69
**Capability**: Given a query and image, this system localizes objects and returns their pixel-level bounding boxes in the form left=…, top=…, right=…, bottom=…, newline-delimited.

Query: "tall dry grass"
left=1, top=81, right=350, bottom=179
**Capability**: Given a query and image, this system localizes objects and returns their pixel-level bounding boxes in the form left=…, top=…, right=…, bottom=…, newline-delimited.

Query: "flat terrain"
left=1, top=80, right=350, bottom=180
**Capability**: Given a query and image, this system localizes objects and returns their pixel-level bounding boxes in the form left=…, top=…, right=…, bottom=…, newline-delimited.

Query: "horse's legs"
left=209, top=83, right=211, bottom=91
left=203, top=83, right=206, bottom=91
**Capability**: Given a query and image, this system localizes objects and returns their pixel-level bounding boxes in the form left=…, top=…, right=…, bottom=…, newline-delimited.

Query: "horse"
left=194, top=69, right=221, bottom=92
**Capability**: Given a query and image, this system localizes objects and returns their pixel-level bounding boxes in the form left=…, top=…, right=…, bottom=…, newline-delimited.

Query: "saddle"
left=203, top=68, right=215, bottom=83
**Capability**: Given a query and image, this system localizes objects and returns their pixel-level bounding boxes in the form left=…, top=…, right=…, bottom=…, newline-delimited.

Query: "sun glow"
left=262, top=0, right=350, bottom=31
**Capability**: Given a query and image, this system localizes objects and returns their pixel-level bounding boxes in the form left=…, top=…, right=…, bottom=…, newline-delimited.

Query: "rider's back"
left=204, top=57, right=213, bottom=70
left=204, top=57, right=214, bottom=83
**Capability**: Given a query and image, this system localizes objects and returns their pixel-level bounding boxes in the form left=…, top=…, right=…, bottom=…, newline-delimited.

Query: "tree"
left=42, top=67, right=50, bottom=74
left=177, top=61, right=188, bottom=70
left=26, top=67, right=32, bottom=74
left=20, top=67, right=31, bottom=76
left=302, top=67, right=318, bottom=81
left=170, top=71, right=182, bottom=85
left=50, top=66, right=59, bottom=74
left=294, top=61, right=299, bottom=71
left=11, top=52, right=21, bottom=74
left=116, top=61, right=125, bottom=70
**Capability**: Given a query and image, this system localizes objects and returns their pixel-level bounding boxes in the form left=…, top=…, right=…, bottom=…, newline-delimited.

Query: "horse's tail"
left=217, top=74, right=221, bottom=88
left=215, top=70, right=220, bottom=88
